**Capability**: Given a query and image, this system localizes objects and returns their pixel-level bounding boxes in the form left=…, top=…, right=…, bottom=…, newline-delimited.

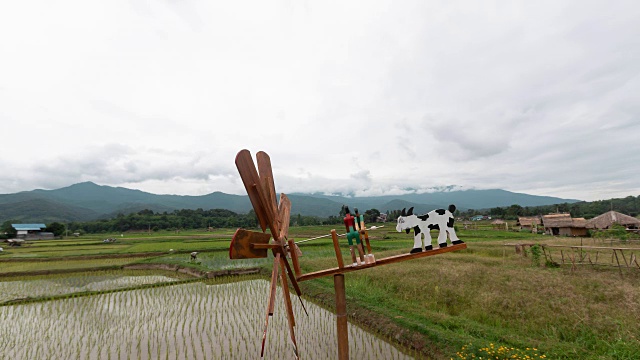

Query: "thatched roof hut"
left=542, top=213, right=588, bottom=236
left=517, top=216, right=541, bottom=230
left=586, top=211, right=640, bottom=229
left=491, top=219, right=507, bottom=230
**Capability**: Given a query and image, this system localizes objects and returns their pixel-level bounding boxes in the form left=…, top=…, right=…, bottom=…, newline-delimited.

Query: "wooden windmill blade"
left=257, top=151, right=280, bottom=229
left=235, top=150, right=270, bottom=233
left=278, top=193, right=291, bottom=240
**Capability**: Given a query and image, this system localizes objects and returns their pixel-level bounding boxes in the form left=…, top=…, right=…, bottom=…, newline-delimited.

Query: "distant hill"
left=0, top=182, right=580, bottom=223
left=0, top=198, right=99, bottom=223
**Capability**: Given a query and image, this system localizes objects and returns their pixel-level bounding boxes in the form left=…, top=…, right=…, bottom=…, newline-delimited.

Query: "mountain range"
left=0, top=182, right=580, bottom=223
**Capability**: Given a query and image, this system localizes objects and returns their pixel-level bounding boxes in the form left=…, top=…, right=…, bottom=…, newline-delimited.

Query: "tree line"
left=469, top=195, right=640, bottom=220
left=3, top=195, right=637, bottom=236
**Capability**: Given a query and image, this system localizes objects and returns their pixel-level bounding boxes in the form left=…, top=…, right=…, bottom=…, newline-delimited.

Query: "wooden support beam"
left=334, top=274, right=349, bottom=360
left=298, top=243, right=466, bottom=282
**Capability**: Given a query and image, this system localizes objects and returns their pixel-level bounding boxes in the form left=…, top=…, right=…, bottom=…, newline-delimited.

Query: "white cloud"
left=1, top=0, right=639, bottom=202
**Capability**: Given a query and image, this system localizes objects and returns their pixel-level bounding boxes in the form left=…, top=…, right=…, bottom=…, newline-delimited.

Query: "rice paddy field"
left=1, top=278, right=412, bottom=359
left=1, top=225, right=639, bottom=359
left=0, top=270, right=188, bottom=304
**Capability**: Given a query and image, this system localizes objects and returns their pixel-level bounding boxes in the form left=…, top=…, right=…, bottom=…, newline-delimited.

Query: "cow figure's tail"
left=448, top=204, right=456, bottom=213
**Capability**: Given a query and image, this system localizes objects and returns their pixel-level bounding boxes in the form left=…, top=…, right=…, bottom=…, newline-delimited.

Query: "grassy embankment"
left=1, top=225, right=639, bottom=359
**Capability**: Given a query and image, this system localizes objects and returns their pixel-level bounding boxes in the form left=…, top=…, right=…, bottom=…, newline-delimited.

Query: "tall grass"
left=298, top=227, right=640, bottom=359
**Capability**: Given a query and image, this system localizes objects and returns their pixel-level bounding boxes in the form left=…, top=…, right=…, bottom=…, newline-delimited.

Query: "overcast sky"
left=1, top=1, right=639, bottom=202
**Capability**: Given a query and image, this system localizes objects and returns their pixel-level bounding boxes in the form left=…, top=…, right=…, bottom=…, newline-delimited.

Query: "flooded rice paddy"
left=1, top=279, right=413, bottom=359
left=0, top=273, right=179, bottom=304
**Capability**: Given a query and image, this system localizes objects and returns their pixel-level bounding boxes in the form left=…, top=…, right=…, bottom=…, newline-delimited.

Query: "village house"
left=541, top=214, right=588, bottom=236
left=11, top=224, right=54, bottom=240
left=375, top=213, right=388, bottom=222
left=585, top=210, right=640, bottom=230
left=517, top=216, right=542, bottom=232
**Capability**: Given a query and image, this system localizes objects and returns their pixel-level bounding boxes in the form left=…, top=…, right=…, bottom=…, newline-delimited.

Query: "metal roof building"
left=12, top=224, right=47, bottom=231
left=10, top=224, right=53, bottom=240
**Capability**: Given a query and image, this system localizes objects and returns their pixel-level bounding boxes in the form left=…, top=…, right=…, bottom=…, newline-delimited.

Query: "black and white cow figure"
left=396, top=205, right=464, bottom=253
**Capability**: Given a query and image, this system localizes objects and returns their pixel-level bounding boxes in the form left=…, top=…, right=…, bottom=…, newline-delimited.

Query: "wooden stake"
left=357, top=243, right=366, bottom=263
left=331, top=230, right=344, bottom=269
left=334, top=274, right=349, bottom=360
left=362, top=229, right=373, bottom=254
left=620, top=249, right=629, bottom=268
left=613, top=250, right=623, bottom=277
left=349, top=246, right=357, bottom=265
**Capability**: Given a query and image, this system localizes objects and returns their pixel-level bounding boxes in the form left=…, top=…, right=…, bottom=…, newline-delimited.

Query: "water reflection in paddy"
left=1, top=279, right=413, bottom=359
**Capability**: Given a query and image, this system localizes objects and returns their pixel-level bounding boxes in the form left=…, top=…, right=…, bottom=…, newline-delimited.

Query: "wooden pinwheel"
left=229, top=149, right=467, bottom=360
left=229, top=149, right=306, bottom=358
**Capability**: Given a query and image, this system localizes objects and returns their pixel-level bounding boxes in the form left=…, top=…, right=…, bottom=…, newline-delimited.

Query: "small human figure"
left=343, top=206, right=365, bottom=266
left=190, top=251, right=198, bottom=261
left=354, top=208, right=375, bottom=264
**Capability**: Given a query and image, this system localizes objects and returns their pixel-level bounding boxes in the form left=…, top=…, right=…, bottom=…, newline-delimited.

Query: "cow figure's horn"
left=401, top=208, right=406, bottom=217
left=407, top=207, right=414, bottom=216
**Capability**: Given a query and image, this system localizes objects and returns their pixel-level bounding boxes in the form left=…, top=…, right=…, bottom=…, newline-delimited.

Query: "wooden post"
left=619, top=249, right=629, bottom=268
left=331, top=230, right=344, bottom=269
left=613, top=250, right=623, bottom=277
left=334, top=274, right=349, bottom=360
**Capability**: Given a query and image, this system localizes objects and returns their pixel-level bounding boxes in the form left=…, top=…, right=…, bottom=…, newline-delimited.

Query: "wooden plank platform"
left=297, top=243, right=467, bottom=282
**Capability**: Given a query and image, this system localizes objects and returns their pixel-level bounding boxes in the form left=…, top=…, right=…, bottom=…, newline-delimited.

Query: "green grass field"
left=1, top=225, right=639, bottom=359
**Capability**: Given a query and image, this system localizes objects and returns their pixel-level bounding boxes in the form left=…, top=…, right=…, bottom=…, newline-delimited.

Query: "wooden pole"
left=331, top=230, right=345, bottom=269
left=334, top=274, right=349, bottom=360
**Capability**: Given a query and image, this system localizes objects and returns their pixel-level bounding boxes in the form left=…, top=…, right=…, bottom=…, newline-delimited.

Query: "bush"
left=530, top=244, right=542, bottom=267
left=592, top=224, right=630, bottom=240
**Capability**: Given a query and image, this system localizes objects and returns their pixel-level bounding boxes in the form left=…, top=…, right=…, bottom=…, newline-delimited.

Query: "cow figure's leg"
left=437, top=227, right=448, bottom=248
left=410, top=226, right=423, bottom=253
left=423, top=229, right=433, bottom=251
left=447, top=228, right=464, bottom=245
left=445, top=217, right=464, bottom=245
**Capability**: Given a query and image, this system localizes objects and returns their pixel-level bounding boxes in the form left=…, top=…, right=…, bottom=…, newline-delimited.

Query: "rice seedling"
left=0, top=270, right=183, bottom=304
left=0, top=278, right=413, bottom=359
